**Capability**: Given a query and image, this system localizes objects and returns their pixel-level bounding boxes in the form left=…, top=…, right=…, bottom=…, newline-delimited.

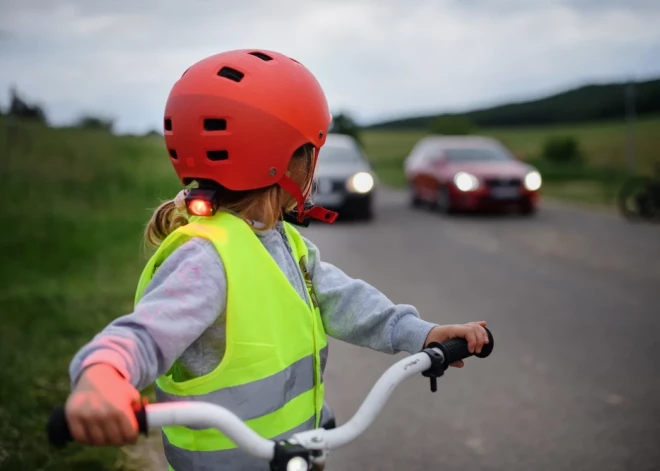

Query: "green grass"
left=0, top=118, right=176, bottom=470
left=362, top=115, right=660, bottom=206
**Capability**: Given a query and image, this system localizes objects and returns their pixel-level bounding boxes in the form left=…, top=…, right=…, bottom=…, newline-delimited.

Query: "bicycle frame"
left=48, top=329, right=494, bottom=470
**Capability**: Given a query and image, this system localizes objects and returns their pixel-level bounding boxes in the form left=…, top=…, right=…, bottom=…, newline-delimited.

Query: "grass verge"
left=0, top=118, right=176, bottom=470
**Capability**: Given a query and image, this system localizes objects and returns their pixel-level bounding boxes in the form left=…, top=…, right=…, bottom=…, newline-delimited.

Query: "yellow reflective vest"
left=134, top=212, right=328, bottom=470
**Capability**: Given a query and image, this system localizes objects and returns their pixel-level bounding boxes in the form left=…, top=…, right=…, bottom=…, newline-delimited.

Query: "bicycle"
left=618, top=161, right=660, bottom=223
left=47, top=329, right=494, bottom=470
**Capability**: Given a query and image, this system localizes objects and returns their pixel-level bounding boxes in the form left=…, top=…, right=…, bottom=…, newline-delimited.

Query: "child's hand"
left=424, top=321, right=489, bottom=368
left=65, top=364, right=141, bottom=446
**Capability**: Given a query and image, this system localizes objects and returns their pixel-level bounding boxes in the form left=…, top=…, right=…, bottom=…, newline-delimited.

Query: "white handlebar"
left=146, top=402, right=276, bottom=459
left=143, top=349, right=436, bottom=459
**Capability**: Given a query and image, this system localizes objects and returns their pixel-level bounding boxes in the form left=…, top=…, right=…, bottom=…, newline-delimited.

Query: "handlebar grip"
left=430, top=327, right=494, bottom=366
left=46, top=404, right=148, bottom=448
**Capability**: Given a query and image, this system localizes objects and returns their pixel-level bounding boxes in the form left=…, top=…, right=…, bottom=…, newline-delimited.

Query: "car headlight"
left=453, top=172, right=479, bottom=192
left=346, top=172, right=374, bottom=193
left=524, top=171, right=542, bottom=191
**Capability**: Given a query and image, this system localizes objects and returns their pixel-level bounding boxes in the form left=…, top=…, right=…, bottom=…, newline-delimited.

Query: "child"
left=65, top=49, right=489, bottom=471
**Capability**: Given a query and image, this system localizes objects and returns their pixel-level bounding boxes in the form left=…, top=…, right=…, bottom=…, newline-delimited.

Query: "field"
left=362, top=114, right=660, bottom=206
left=0, top=111, right=658, bottom=470
left=0, top=118, right=173, bottom=470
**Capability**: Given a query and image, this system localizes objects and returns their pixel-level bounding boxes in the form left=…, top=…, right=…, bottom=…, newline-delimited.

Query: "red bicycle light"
left=184, top=188, right=217, bottom=217
left=188, top=199, right=213, bottom=216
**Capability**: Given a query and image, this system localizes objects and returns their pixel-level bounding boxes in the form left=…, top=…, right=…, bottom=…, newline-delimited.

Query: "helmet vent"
left=249, top=52, right=273, bottom=61
left=207, top=150, right=229, bottom=161
left=204, top=118, right=227, bottom=131
left=218, top=67, right=244, bottom=82
left=164, top=118, right=172, bottom=131
left=168, top=149, right=178, bottom=160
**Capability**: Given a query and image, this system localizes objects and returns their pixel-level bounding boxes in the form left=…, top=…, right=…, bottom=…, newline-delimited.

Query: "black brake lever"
left=421, top=345, right=447, bottom=393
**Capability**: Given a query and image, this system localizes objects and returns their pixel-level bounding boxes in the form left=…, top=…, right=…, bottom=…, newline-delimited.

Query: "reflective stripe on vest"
left=134, top=213, right=328, bottom=470
left=163, top=416, right=317, bottom=471
left=155, top=346, right=328, bottom=421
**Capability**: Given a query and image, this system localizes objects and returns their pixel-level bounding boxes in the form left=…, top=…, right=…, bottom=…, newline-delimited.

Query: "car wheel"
left=409, top=185, right=423, bottom=209
left=520, top=200, right=537, bottom=216
left=352, top=196, right=374, bottom=221
left=361, top=205, right=374, bottom=221
left=435, top=186, right=453, bottom=214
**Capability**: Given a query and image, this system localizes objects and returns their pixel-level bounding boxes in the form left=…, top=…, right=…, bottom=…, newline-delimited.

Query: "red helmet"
left=163, top=49, right=336, bottom=223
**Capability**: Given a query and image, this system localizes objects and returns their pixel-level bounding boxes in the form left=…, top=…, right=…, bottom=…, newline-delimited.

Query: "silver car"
left=312, top=133, right=376, bottom=220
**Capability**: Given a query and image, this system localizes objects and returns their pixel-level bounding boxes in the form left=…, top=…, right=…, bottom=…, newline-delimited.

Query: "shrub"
left=541, top=135, right=584, bottom=164
left=75, top=114, right=115, bottom=133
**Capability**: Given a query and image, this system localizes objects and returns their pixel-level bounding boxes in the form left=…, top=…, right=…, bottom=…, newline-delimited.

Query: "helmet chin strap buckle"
left=283, top=204, right=338, bottom=227
left=302, top=205, right=338, bottom=224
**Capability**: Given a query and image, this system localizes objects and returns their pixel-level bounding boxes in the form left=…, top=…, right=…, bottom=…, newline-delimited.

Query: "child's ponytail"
left=144, top=199, right=189, bottom=248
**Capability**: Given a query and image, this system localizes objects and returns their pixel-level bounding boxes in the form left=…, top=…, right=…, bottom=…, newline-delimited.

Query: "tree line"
left=367, top=78, right=660, bottom=130
left=4, top=77, right=658, bottom=141
left=1, top=86, right=115, bottom=133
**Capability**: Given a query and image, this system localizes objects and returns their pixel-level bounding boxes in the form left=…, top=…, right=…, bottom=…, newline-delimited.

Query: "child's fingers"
left=474, top=326, right=486, bottom=354
left=473, top=325, right=484, bottom=354
left=468, top=322, right=489, bottom=351
left=67, top=416, right=89, bottom=444
left=118, top=408, right=139, bottom=444
left=450, top=360, right=464, bottom=368
left=464, top=328, right=477, bottom=353
left=84, top=421, right=107, bottom=446
left=103, top=418, right=125, bottom=446
left=465, top=324, right=484, bottom=354
left=481, top=326, right=489, bottom=346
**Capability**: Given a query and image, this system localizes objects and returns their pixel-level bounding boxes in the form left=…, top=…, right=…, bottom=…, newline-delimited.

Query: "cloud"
left=1, top=0, right=659, bottom=132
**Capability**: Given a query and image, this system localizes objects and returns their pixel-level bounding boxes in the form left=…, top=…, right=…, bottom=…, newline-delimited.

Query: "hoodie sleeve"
left=303, top=236, right=437, bottom=354
left=68, top=238, right=227, bottom=391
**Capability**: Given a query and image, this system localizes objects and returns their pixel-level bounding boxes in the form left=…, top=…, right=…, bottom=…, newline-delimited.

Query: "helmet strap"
left=278, top=175, right=338, bottom=225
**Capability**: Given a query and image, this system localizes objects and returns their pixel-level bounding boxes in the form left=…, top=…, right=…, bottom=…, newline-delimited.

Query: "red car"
left=404, top=136, right=541, bottom=215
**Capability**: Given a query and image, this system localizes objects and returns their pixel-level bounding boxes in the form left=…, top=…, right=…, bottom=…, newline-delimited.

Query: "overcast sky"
left=1, top=0, right=659, bottom=133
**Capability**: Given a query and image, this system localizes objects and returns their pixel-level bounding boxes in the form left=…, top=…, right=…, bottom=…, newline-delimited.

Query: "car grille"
left=314, top=178, right=345, bottom=193
left=484, top=177, right=522, bottom=188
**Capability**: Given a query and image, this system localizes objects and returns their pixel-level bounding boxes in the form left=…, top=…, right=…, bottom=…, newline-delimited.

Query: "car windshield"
left=444, top=147, right=512, bottom=162
left=317, top=145, right=363, bottom=164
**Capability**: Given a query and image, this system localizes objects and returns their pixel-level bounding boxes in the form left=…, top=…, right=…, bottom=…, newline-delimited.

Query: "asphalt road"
left=299, top=189, right=660, bottom=471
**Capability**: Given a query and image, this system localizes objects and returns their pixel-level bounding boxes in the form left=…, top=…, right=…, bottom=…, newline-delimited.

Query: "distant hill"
left=366, top=78, right=660, bottom=130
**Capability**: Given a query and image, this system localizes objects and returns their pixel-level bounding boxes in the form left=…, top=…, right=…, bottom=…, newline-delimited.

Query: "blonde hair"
left=144, top=144, right=315, bottom=248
